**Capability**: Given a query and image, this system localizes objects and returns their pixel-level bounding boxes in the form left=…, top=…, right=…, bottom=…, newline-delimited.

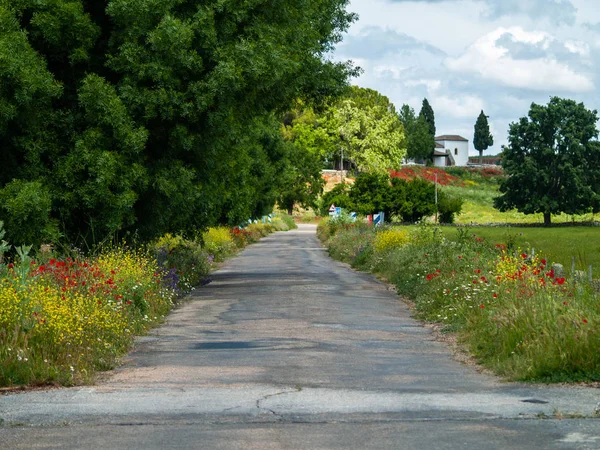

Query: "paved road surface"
left=1, top=224, right=600, bottom=449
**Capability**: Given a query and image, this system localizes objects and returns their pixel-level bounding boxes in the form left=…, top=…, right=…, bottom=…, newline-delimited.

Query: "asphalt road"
left=1, top=224, right=600, bottom=449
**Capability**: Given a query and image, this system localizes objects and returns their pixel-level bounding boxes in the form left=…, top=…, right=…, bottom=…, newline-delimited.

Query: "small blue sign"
left=350, top=212, right=357, bottom=222
left=335, top=207, right=341, bottom=215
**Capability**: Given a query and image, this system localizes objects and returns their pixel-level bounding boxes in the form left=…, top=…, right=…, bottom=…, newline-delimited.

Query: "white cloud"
left=433, top=95, right=485, bottom=119
left=404, top=79, right=442, bottom=92
left=564, top=40, right=589, bottom=56
left=445, top=27, right=594, bottom=92
left=372, top=65, right=406, bottom=79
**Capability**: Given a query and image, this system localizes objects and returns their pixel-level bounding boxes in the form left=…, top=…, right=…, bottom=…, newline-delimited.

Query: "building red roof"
left=435, top=135, right=468, bottom=142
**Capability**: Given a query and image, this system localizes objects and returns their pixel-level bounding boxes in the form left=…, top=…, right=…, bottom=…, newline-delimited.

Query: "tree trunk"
left=479, top=150, right=483, bottom=165
left=287, top=201, right=294, bottom=216
left=543, top=212, right=551, bottom=226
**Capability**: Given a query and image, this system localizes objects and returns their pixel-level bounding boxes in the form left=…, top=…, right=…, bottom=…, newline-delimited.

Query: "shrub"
left=202, top=227, right=236, bottom=261
left=374, top=228, right=409, bottom=252
left=320, top=183, right=353, bottom=216
left=0, top=180, right=59, bottom=247
left=276, top=214, right=297, bottom=230
left=438, top=191, right=463, bottom=224
left=349, top=173, right=392, bottom=216
left=150, top=234, right=212, bottom=293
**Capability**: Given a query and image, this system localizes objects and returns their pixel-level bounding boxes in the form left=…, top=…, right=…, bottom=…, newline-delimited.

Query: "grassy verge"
left=0, top=216, right=296, bottom=387
left=318, top=218, right=600, bottom=382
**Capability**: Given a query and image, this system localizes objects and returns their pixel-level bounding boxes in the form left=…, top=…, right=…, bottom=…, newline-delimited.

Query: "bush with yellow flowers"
left=374, top=228, right=410, bottom=253
left=202, top=227, right=236, bottom=261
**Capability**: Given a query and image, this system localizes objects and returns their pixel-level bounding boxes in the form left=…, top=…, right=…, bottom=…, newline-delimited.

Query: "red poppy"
left=480, top=304, right=485, bottom=309
left=556, top=277, right=566, bottom=285
left=583, top=319, right=588, bottom=324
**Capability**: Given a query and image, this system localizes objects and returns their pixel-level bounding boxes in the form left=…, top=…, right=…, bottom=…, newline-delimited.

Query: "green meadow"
left=435, top=170, right=600, bottom=270
left=441, top=226, right=600, bottom=271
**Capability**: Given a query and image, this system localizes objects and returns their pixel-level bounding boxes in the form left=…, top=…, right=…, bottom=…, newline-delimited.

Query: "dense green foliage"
left=279, top=107, right=328, bottom=214
left=495, top=97, right=600, bottom=225
left=0, top=0, right=357, bottom=245
left=399, top=104, right=434, bottom=162
left=473, top=110, right=494, bottom=163
left=320, top=173, right=463, bottom=223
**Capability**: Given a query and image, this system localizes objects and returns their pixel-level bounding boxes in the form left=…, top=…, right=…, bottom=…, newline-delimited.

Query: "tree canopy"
left=473, top=110, right=494, bottom=163
left=495, top=97, right=600, bottom=225
left=0, top=0, right=357, bottom=245
left=331, top=96, right=406, bottom=173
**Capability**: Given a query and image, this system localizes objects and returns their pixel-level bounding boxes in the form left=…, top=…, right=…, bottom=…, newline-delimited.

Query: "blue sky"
left=333, top=0, right=600, bottom=156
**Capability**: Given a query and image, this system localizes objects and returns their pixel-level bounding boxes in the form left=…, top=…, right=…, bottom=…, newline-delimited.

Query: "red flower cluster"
left=389, top=167, right=460, bottom=186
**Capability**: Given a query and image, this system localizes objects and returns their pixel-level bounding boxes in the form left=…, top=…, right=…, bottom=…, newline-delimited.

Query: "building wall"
left=436, top=139, right=469, bottom=166
left=433, top=155, right=447, bottom=167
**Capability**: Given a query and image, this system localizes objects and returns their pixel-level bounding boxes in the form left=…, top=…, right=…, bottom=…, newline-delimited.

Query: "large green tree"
left=0, top=0, right=357, bottom=245
left=495, top=97, right=600, bottom=226
left=473, top=110, right=494, bottom=164
left=399, top=104, right=434, bottom=162
left=328, top=87, right=406, bottom=173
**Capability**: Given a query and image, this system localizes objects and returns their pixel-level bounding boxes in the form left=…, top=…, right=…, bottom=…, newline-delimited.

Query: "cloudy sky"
left=333, top=0, right=600, bottom=156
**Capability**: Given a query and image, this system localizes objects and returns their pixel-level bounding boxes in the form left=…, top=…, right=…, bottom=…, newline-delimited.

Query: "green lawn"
left=428, top=176, right=600, bottom=270
left=440, top=226, right=600, bottom=271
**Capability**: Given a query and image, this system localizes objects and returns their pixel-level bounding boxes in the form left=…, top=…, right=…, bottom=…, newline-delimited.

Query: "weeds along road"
left=1, top=224, right=600, bottom=449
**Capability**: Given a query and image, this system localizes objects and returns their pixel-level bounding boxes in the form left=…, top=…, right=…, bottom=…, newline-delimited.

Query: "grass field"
left=440, top=226, right=600, bottom=271
left=444, top=184, right=599, bottom=225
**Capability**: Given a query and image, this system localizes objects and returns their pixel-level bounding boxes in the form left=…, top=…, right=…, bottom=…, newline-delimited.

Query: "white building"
left=432, top=135, right=469, bottom=167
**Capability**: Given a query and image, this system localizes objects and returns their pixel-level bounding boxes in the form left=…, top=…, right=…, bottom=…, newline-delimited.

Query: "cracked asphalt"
left=1, top=224, right=600, bottom=449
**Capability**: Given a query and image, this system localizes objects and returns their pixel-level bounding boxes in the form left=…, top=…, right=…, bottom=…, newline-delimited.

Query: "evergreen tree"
left=419, top=98, right=436, bottom=138
left=473, top=110, right=494, bottom=164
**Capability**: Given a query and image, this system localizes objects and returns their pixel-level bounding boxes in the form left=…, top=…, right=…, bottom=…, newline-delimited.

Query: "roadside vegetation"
left=318, top=218, right=600, bottom=382
left=0, top=217, right=296, bottom=387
